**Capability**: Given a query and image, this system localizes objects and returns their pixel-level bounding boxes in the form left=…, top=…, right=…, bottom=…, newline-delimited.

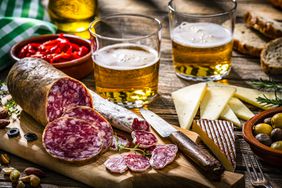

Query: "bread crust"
left=233, top=24, right=269, bottom=57
left=261, top=37, right=282, bottom=75
left=245, top=12, right=282, bottom=39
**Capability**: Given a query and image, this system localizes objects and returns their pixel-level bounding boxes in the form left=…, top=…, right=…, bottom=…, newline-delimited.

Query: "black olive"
left=7, top=128, right=20, bottom=138
left=24, top=132, right=38, bottom=142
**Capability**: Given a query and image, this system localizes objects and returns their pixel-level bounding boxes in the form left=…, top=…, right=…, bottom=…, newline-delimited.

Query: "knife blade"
left=140, top=109, right=224, bottom=181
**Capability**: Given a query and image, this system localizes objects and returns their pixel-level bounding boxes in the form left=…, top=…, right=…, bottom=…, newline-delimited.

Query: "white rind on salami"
left=124, top=153, right=150, bottom=172
left=131, top=130, right=157, bottom=149
left=42, top=117, right=103, bottom=162
left=104, top=155, right=128, bottom=174
left=111, top=134, right=130, bottom=151
left=90, top=91, right=150, bottom=133
left=149, top=144, right=178, bottom=170
left=63, top=106, right=113, bottom=152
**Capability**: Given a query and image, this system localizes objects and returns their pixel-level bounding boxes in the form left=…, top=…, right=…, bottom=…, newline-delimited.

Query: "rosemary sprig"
left=250, top=79, right=282, bottom=107
left=250, top=79, right=282, bottom=92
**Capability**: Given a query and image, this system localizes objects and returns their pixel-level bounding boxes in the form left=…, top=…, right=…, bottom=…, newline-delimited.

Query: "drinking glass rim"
left=89, top=14, right=162, bottom=42
left=168, top=0, right=237, bottom=18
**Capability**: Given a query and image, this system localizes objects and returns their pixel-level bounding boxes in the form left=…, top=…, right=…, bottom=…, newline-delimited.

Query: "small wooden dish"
left=243, top=107, right=282, bottom=166
left=10, top=34, right=93, bottom=80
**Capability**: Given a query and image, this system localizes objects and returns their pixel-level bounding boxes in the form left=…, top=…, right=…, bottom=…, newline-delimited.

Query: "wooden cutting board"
left=0, top=112, right=244, bottom=188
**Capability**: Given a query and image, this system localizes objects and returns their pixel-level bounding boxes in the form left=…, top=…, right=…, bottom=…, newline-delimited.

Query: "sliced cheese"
left=228, top=97, right=254, bottom=121
left=192, top=119, right=236, bottom=171
left=172, top=83, right=207, bottom=129
left=220, top=105, right=241, bottom=127
left=209, top=82, right=279, bottom=110
left=200, top=85, right=235, bottom=120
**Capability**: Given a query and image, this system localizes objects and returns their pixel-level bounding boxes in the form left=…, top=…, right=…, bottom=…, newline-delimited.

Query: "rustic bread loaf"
left=261, top=37, right=282, bottom=75
left=244, top=12, right=282, bottom=39
left=233, top=23, right=269, bottom=57
left=269, top=0, right=282, bottom=9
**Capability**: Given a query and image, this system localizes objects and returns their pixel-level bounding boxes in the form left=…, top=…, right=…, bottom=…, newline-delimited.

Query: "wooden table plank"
left=1, top=0, right=282, bottom=187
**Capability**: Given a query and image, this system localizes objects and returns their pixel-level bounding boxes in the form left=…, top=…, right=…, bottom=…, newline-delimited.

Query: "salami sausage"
left=111, top=134, right=130, bottom=151
left=42, top=117, right=103, bottom=162
left=149, top=144, right=178, bottom=169
left=90, top=91, right=150, bottom=133
left=131, top=130, right=157, bottom=149
left=7, top=58, right=93, bottom=126
left=124, top=153, right=150, bottom=172
left=63, top=106, right=113, bottom=152
left=104, top=155, right=128, bottom=174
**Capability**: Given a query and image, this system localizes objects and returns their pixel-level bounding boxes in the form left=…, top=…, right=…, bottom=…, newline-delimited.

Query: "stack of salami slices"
left=7, top=58, right=113, bottom=162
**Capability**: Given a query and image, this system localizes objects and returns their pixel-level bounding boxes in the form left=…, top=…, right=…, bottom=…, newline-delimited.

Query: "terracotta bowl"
left=10, top=34, right=93, bottom=80
left=243, top=107, right=282, bottom=166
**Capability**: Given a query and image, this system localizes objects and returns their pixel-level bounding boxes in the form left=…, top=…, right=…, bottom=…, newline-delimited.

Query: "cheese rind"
left=220, top=105, right=241, bottom=127
left=172, top=83, right=207, bottom=129
left=192, top=119, right=236, bottom=171
left=228, top=97, right=254, bottom=120
left=200, top=86, right=236, bottom=120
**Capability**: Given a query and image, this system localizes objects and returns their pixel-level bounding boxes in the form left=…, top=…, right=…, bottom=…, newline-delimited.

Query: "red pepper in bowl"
left=18, top=34, right=90, bottom=64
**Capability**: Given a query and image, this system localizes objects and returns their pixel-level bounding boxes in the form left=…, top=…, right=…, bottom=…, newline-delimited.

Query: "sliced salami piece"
left=149, top=144, right=178, bottom=170
left=131, top=118, right=150, bottom=131
left=7, top=58, right=93, bottom=126
left=63, top=106, right=113, bottom=152
left=91, top=91, right=150, bottom=133
left=131, top=130, right=157, bottom=149
left=124, top=153, right=150, bottom=172
left=104, top=155, right=128, bottom=174
left=111, top=134, right=130, bottom=151
left=42, top=117, right=103, bottom=162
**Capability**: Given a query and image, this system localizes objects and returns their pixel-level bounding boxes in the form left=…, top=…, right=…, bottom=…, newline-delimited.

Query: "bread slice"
left=233, top=23, right=269, bottom=57
left=269, top=0, right=282, bottom=9
left=261, top=37, right=282, bottom=75
left=245, top=12, right=282, bottom=39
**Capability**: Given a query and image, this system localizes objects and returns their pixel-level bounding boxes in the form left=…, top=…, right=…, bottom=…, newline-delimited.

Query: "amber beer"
left=171, top=22, right=233, bottom=80
left=92, top=43, right=160, bottom=108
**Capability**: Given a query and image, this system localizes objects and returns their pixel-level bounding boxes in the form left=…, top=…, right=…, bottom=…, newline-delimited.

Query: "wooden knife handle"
left=169, top=131, right=224, bottom=181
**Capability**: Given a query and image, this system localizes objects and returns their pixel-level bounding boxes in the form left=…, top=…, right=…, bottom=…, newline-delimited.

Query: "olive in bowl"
left=10, top=34, right=93, bottom=79
left=243, top=107, right=282, bottom=166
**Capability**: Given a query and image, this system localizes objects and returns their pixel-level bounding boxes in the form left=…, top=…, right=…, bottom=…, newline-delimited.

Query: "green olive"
left=255, top=133, right=272, bottom=146
left=271, top=141, right=282, bottom=151
left=254, top=123, right=273, bottom=136
left=271, top=128, right=282, bottom=142
left=271, top=113, right=282, bottom=129
left=10, top=169, right=20, bottom=183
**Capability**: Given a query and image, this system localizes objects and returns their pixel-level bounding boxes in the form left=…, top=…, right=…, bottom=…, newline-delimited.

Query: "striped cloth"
left=0, top=0, right=57, bottom=71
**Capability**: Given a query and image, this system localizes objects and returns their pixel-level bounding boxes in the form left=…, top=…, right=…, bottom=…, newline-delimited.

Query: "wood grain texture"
left=0, top=0, right=282, bottom=187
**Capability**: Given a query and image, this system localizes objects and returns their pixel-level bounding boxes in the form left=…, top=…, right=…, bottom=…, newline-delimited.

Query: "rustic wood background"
left=1, top=0, right=282, bottom=187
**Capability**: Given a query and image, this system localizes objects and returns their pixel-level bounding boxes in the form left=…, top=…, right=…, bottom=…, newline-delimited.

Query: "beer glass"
left=89, top=14, right=162, bottom=108
left=168, top=0, right=236, bottom=81
left=48, top=0, right=97, bottom=38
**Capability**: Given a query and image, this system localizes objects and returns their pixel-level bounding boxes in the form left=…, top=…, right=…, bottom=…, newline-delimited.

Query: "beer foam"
left=172, top=22, right=232, bottom=48
left=92, top=43, right=159, bottom=70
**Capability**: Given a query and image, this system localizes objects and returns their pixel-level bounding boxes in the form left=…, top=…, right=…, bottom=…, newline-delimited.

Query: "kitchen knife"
left=140, top=109, right=224, bottom=180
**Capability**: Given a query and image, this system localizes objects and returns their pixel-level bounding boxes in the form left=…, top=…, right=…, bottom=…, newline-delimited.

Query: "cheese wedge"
left=192, top=119, right=236, bottom=171
left=220, top=105, right=241, bottom=127
left=228, top=97, right=254, bottom=121
left=172, top=83, right=207, bottom=129
left=209, top=82, right=279, bottom=110
left=200, top=86, right=235, bottom=120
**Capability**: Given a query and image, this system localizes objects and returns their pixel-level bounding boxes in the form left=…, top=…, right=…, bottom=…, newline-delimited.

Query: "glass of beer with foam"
left=89, top=14, right=162, bottom=108
left=168, top=0, right=237, bottom=81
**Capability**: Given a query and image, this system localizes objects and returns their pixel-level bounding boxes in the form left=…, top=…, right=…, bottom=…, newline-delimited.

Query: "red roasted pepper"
left=18, top=34, right=89, bottom=64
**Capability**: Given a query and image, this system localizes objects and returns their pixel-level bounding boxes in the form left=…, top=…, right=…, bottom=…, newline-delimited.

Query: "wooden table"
left=1, top=0, right=282, bottom=187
